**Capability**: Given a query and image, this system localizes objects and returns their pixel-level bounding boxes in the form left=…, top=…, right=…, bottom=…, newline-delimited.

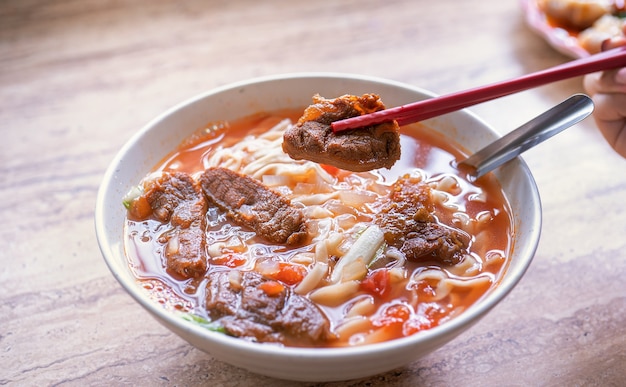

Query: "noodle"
left=309, top=280, right=360, bottom=307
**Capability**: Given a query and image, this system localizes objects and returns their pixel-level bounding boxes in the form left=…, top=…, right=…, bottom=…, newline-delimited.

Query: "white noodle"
left=335, top=316, right=372, bottom=341
left=294, top=262, right=328, bottom=295
left=309, top=280, right=360, bottom=307
left=306, top=206, right=334, bottom=219
left=294, top=192, right=340, bottom=206
left=436, top=175, right=461, bottom=195
left=476, top=210, right=493, bottom=225
left=325, top=232, right=344, bottom=256
left=228, top=270, right=242, bottom=290
left=345, top=296, right=377, bottom=318
left=447, top=254, right=480, bottom=276
left=331, top=225, right=385, bottom=283
left=166, top=233, right=179, bottom=255
left=290, top=252, right=315, bottom=265
left=432, top=275, right=492, bottom=301
left=384, top=248, right=406, bottom=269
left=207, top=242, right=226, bottom=258
left=314, top=239, right=329, bottom=264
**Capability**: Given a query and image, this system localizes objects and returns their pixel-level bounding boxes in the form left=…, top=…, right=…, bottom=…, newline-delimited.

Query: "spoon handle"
left=458, top=94, right=594, bottom=180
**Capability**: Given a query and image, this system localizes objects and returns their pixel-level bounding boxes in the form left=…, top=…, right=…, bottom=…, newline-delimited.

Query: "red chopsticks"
left=331, top=46, right=626, bottom=132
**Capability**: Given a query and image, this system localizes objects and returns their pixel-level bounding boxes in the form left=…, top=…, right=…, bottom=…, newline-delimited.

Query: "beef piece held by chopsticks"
left=282, top=94, right=401, bottom=172
left=199, top=167, right=308, bottom=245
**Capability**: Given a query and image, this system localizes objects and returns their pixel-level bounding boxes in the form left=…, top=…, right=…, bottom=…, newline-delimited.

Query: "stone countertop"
left=1, top=0, right=625, bottom=385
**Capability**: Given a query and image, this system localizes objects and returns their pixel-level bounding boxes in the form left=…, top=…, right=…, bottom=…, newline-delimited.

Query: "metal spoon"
left=457, top=94, right=594, bottom=181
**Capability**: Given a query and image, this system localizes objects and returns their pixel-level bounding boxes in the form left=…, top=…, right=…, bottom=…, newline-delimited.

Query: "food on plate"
left=537, top=0, right=626, bottom=54
left=123, top=104, right=513, bottom=348
left=578, top=13, right=626, bottom=53
left=539, top=0, right=613, bottom=29
left=282, top=94, right=401, bottom=172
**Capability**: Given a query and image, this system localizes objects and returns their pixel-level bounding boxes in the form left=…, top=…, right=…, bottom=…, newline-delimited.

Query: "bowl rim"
left=95, top=71, right=541, bottom=359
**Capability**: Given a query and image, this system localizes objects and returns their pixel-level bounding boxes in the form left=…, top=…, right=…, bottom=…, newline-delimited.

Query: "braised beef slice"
left=273, top=295, right=330, bottom=342
left=400, top=222, right=469, bottom=265
left=282, top=94, right=401, bottom=172
left=140, top=172, right=208, bottom=279
left=220, top=316, right=282, bottom=343
left=199, top=167, right=307, bottom=245
left=205, top=270, right=331, bottom=345
left=204, top=268, right=240, bottom=316
left=374, top=176, right=469, bottom=265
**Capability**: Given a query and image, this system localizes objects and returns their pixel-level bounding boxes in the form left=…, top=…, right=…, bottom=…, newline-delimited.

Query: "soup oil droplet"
left=140, top=230, right=152, bottom=243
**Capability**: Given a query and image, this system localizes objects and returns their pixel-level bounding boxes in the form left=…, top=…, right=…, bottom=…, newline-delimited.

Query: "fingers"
left=584, top=71, right=603, bottom=95
left=601, top=36, right=626, bottom=51
left=584, top=35, right=626, bottom=158
left=591, top=93, right=626, bottom=158
left=584, top=68, right=626, bottom=96
left=585, top=36, right=626, bottom=94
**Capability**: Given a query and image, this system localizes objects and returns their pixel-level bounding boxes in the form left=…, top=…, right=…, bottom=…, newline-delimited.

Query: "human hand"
left=583, top=36, right=626, bottom=158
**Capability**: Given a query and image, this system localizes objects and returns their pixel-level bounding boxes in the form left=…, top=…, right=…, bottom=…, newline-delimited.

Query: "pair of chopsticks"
left=331, top=46, right=626, bottom=132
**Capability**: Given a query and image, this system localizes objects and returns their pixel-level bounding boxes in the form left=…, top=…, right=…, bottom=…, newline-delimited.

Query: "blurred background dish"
left=522, top=0, right=591, bottom=58
left=523, top=0, right=626, bottom=57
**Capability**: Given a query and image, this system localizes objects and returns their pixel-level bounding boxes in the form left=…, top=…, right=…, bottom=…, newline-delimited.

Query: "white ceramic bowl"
left=95, top=73, right=541, bottom=382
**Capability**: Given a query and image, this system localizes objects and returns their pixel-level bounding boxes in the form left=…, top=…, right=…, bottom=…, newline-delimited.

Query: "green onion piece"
left=122, top=185, right=144, bottom=209
left=331, top=224, right=385, bottom=283
left=180, top=313, right=227, bottom=334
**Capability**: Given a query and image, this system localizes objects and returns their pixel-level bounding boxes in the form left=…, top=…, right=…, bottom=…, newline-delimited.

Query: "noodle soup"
left=123, top=109, right=512, bottom=348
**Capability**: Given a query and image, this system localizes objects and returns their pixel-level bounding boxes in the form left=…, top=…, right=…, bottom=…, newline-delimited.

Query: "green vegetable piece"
left=331, top=225, right=385, bottom=283
left=180, top=313, right=227, bottom=334
left=122, top=185, right=144, bottom=209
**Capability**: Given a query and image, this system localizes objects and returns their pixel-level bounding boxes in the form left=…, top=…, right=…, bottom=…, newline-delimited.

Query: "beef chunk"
left=282, top=94, right=401, bottom=172
left=374, top=176, right=469, bottom=265
left=132, top=172, right=208, bottom=279
left=199, top=167, right=307, bottom=245
left=274, top=295, right=330, bottom=342
left=400, top=222, right=470, bottom=265
left=164, top=227, right=207, bottom=278
left=205, top=270, right=331, bottom=345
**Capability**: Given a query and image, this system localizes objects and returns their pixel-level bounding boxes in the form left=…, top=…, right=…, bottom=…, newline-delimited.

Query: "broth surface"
left=124, top=109, right=513, bottom=347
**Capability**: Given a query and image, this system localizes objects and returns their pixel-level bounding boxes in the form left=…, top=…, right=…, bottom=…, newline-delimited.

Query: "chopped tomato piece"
left=373, top=303, right=411, bottom=328
left=129, top=196, right=152, bottom=220
left=385, top=303, right=411, bottom=321
left=211, top=253, right=247, bottom=268
left=321, top=164, right=340, bottom=176
left=259, top=280, right=285, bottom=297
left=360, top=268, right=391, bottom=298
left=402, top=316, right=433, bottom=336
left=414, top=280, right=437, bottom=301
left=274, top=263, right=307, bottom=285
left=403, top=302, right=447, bottom=335
left=421, top=302, right=447, bottom=326
left=256, top=261, right=306, bottom=286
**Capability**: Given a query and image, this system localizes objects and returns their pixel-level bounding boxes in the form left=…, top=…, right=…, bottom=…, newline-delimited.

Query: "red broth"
left=124, top=109, right=512, bottom=347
